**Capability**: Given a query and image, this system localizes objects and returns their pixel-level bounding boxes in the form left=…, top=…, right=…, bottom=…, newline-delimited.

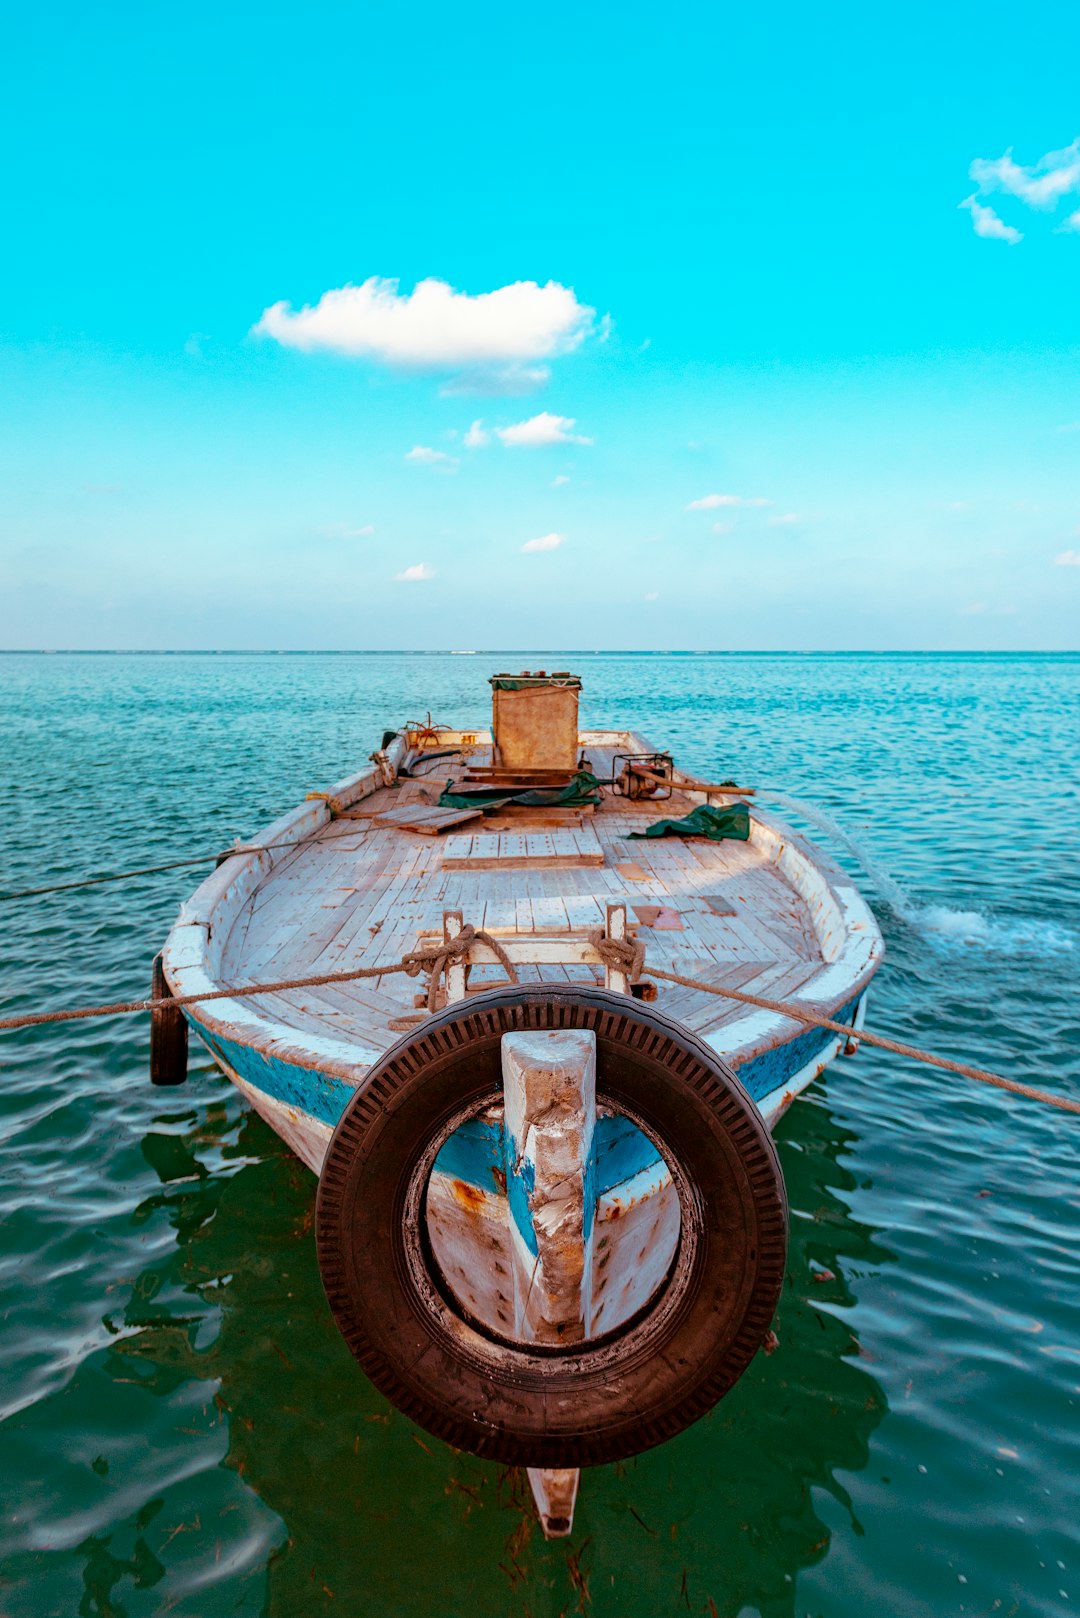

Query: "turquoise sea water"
left=0, top=651, right=1077, bottom=1618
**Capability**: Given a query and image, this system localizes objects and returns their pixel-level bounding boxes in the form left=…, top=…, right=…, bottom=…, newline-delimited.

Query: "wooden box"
left=490, top=672, right=581, bottom=771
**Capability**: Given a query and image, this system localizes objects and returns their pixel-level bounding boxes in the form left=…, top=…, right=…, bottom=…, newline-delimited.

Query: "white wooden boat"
left=158, top=671, right=883, bottom=1537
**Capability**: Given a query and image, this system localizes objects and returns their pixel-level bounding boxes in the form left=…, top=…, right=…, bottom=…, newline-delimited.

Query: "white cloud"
left=687, top=493, right=739, bottom=510
left=395, top=563, right=435, bottom=581
left=687, top=493, right=770, bottom=511
left=768, top=512, right=803, bottom=527
left=253, top=276, right=595, bottom=381
left=959, top=195, right=1022, bottom=244
left=1054, top=549, right=1080, bottom=566
left=552, top=474, right=571, bottom=487
left=496, top=412, right=593, bottom=447
left=464, top=419, right=489, bottom=448
left=712, top=521, right=735, bottom=535
left=320, top=522, right=375, bottom=538
left=405, top=445, right=458, bottom=471
left=522, top=532, right=565, bottom=553
left=970, top=140, right=1080, bottom=209
left=1059, top=208, right=1080, bottom=234
left=643, top=591, right=659, bottom=601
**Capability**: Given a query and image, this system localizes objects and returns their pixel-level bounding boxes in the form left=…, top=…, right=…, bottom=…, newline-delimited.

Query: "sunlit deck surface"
left=217, top=739, right=826, bottom=1060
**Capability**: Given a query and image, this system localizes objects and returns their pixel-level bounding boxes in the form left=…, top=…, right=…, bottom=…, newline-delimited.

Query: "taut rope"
left=0, top=924, right=1075, bottom=1116
left=0, top=836, right=324, bottom=903
left=585, top=930, right=1080, bottom=1116
left=0, top=925, right=519, bottom=1034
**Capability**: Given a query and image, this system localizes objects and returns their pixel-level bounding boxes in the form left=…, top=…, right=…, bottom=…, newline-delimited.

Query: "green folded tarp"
left=439, top=770, right=602, bottom=812
left=627, top=802, right=751, bottom=842
left=488, top=674, right=581, bottom=691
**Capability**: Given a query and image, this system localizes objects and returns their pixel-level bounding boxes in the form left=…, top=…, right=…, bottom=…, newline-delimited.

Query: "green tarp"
left=438, top=770, right=602, bottom=812
left=627, top=802, right=751, bottom=842
left=488, top=674, right=581, bottom=691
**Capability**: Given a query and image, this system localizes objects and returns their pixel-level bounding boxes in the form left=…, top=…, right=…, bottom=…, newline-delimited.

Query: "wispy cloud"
left=439, top=365, right=552, bottom=396
left=405, top=445, right=458, bottom=471
left=496, top=412, right=593, bottom=447
left=522, top=532, right=565, bottom=553
left=712, top=521, right=735, bottom=535
left=970, top=140, right=1080, bottom=209
left=319, top=522, right=374, bottom=538
left=395, top=563, right=435, bottom=581
left=1054, top=549, right=1080, bottom=567
left=687, top=493, right=769, bottom=511
left=253, top=276, right=596, bottom=392
left=687, top=493, right=739, bottom=510
left=768, top=512, right=803, bottom=527
left=1056, top=422, right=1080, bottom=433
left=961, top=139, right=1080, bottom=243
left=464, top=419, right=489, bottom=448
left=643, top=591, right=659, bottom=601
left=959, top=195, right=1022, bottom=244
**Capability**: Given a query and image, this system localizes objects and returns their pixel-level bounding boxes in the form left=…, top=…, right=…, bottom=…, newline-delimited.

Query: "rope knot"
left=399, top=924, right=519, bottom=1014
left=369, top=749, right=396, bottom=787
left=588, top=927, right=651, bottom=991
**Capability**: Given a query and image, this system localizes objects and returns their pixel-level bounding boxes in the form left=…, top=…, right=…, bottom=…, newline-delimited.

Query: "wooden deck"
left=216, top=739, right=831, bottom=1060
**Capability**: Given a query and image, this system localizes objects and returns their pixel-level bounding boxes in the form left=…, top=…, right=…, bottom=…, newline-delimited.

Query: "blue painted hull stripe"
left=191, top=993, right=861, bottom=1183
left=194, top=1026, right=354, bottom=1128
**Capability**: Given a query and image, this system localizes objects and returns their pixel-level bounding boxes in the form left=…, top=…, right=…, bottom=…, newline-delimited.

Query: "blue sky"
left=2, top=0, right=1079, bottom=649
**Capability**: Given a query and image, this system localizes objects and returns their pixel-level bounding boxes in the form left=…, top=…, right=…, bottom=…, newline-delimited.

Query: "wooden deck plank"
left=371, top=803, right=484, bottom=834
left=683, top=959, right=826, bottom=1037
left=531, top=895, right=571, bottom=932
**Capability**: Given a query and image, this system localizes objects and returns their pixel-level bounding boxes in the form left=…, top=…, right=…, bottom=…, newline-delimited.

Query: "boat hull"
left=190, top=987, right=867, bottom=1177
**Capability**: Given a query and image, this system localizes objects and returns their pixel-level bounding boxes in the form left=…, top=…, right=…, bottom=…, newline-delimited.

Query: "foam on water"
left=758, top=788, right=1077, bottom=958
left=905, top=903, right=1077, bottom=957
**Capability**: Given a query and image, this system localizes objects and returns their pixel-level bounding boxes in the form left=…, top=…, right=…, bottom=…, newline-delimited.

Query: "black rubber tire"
left=316, top=984, right=786, bottom=1468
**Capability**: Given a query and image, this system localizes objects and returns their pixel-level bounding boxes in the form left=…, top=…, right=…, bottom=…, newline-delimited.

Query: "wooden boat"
left=157, top=671, right=883, bottom=1536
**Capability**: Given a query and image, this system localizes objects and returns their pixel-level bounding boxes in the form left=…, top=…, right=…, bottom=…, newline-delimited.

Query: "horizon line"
left=1, top=648, right=1077, bottom=658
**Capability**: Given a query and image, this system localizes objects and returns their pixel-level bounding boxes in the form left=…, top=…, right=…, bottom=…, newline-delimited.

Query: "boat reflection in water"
left=85, top=1067, right=893, bottom=1618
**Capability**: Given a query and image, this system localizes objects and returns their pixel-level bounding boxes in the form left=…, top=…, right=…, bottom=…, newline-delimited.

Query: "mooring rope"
left=584, top=931, right=1079, bottom=1117
left=0, top=926, right=518, bottom=1033
left=0, top=926, right=1074, bottom=1116
left=0, top=836, right=325, bottom=903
